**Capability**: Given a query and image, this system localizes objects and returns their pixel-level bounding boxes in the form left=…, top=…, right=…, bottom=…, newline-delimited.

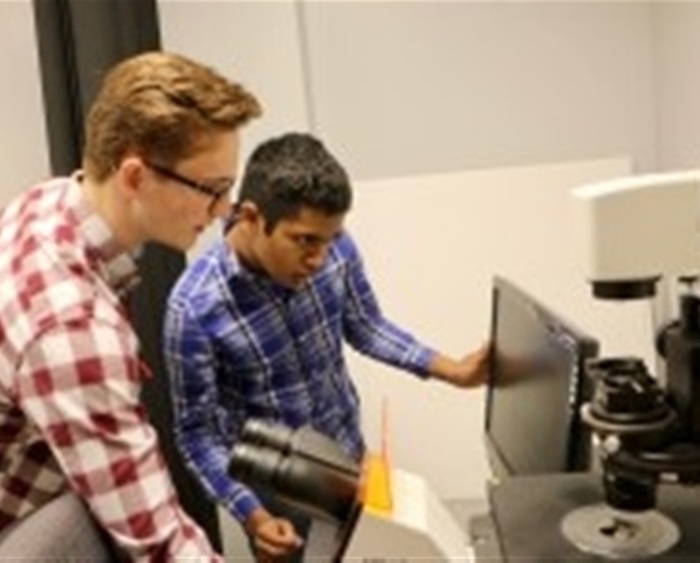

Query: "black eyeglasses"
left=147, top=162, right=234, bottom=208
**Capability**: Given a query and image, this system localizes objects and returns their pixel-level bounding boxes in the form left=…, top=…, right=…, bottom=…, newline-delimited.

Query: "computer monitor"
left=484, top=276, right=600, bottom=478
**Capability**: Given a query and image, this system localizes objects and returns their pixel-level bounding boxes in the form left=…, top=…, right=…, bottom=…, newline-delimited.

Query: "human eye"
left=288, top=234, right=319, bottom=251
left=204, top=176, right=236, bottom=194
left=292, top=234, right=313, bottom=247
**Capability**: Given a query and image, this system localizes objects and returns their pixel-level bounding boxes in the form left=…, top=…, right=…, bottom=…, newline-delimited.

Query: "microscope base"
left=561, top=503, right=679, bottom=559
left=483, top=473, right=700, bottom=562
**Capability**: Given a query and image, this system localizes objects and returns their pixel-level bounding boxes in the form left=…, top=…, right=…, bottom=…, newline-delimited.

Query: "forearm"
left=177, top=427, right=263, bottom=524
left=19, top=323, right=223, bottom=562
left=29, top=391, right=222, bottom=561
left=346, top=314, right=435, bottom=376
left=90, top=446, right=222, bottom=562
left=343, top=248, right=435, bottom=376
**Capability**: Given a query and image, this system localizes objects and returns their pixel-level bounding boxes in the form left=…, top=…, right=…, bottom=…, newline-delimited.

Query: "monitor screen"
left=484, top=276, right=599, bottom=478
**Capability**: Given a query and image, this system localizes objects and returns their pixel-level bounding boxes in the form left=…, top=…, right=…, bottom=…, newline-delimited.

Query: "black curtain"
left=32, top=0, right=222, bottom=550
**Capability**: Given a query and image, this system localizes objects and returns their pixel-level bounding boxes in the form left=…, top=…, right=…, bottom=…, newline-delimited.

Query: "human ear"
left=115, top=156, right=146, bottom=200
left=237, top=201, right=261, bottom=224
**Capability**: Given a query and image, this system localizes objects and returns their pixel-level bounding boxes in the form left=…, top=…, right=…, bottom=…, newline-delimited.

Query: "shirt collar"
left=67, top=172, right=141, bottom=296
left=218, top=238, right=297, bottom=300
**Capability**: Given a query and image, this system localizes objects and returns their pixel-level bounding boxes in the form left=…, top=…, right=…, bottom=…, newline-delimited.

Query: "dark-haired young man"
left=163, top=132, right=488, bottom=562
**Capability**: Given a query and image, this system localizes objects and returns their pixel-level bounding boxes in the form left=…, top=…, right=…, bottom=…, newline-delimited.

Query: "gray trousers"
left=0, top=491, right=117, bottom=561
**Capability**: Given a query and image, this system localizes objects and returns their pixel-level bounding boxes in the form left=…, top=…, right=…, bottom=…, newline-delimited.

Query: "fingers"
left=450, top=344, right=490, bottom=388
left=253, top=517, right=304, bottom=561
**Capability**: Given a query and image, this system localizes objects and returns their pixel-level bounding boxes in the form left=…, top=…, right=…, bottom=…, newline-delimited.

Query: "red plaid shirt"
left=0, top=176, right=223, bottom=561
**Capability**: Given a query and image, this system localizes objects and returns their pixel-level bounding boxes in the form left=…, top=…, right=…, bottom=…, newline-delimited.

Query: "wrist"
left=244, top=507, right=273, bottom=536
left=428, top=353, right=457, bottom=382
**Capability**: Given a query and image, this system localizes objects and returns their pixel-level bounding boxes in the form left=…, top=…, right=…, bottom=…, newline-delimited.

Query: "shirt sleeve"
left=163, top=297, right=262, bottom=525
left=340, top=234, right=437, bottom=376
left=16, top=316, right=223, bottom=563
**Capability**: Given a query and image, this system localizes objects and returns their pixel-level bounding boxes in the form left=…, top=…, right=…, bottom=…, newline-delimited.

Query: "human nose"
left=303, top=245, right=329, bottom=271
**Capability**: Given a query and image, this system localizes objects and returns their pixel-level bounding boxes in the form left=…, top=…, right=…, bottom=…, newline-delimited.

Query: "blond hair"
left=83, top=51, right=262, bottom=181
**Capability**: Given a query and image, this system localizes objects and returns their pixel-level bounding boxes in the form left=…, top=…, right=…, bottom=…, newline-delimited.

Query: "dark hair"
left=234, top=132, right=352, bottom=233
left=83, top=51, right=261, bottom=181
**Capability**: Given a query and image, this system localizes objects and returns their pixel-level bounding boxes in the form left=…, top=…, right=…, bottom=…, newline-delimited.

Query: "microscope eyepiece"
left=228, top=420, right=361, bottom=522
left=239, top=419, right=294, bottom=453
left=228, top=442, right=282, bottom=484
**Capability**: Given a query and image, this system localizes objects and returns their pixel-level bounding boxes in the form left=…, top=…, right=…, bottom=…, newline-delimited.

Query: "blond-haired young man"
left=0, top=51, right=260, bottom=561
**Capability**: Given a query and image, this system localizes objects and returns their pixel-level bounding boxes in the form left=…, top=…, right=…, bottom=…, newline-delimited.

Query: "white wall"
left=653, top=1, right=700, bottom=170
left=0, top=0, right=50, bottom=204
left=301, top=1, right=655, bottom=179
left=160, top=1, right=657, bottom=180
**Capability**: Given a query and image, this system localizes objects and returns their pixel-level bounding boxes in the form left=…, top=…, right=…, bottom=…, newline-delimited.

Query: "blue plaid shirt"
left=163, top=231, right=435, bottom=523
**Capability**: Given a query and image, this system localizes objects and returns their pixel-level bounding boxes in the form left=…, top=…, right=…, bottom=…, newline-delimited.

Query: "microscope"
left=561, top=170, right=700, bottom=559
left=228, top=418, right=472, bottom=562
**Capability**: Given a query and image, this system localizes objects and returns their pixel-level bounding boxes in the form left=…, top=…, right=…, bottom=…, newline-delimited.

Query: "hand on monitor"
left=429, top=342, right=491, bottom=388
